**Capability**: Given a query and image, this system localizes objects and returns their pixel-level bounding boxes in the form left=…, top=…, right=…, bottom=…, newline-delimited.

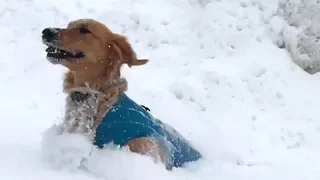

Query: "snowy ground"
left=0, top=0, right=320, bottom=179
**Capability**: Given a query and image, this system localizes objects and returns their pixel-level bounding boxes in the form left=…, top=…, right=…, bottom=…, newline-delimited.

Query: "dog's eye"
left=79, top=27, right=91, bottom=34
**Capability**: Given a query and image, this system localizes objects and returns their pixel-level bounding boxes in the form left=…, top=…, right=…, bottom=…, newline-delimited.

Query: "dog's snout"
left=42, top=28, right=58, bottom=41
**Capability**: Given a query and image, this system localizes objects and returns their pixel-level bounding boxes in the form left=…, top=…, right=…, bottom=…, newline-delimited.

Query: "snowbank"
left=276, top=0, right=320, bottom=74
left=0, top=0, right=319, bottom=179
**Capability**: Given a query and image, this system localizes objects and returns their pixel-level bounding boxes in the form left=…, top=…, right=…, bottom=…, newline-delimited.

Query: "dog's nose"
left=42, top=28, right=58, bottom=41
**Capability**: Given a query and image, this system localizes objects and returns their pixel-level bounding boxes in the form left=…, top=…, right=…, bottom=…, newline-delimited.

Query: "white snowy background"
left=0, top=0, right=320, bottom=179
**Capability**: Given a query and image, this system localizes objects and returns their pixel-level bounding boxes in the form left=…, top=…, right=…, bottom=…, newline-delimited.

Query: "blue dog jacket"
left=93, top=94, right=202, bottom=169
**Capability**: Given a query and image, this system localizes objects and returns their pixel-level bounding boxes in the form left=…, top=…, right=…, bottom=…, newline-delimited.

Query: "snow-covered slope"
left=0, top=0, right=319, bottom=179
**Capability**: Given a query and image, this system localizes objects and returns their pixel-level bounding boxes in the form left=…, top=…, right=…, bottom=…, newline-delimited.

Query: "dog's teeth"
left=46, top=46, right=55, bottom=52
left=54, top=49, right=58, bottom=53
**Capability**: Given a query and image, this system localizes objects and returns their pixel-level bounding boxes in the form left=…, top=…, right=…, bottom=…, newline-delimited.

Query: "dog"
left=41, top=19, right=202, bottom=170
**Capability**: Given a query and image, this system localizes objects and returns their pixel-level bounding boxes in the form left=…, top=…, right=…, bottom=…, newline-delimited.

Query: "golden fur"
left=48, top=19, right=148, bottom=135
left=43, top=19, right=165, bottom=163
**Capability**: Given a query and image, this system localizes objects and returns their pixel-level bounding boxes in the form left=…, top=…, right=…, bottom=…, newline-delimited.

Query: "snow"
left=0, top=0, right=320, bottom=179
left=277, top=0, right=320, bottom=74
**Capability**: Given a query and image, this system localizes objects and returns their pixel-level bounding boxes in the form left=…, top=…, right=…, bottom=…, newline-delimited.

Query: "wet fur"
left=63, top=72, right=128, bottom=136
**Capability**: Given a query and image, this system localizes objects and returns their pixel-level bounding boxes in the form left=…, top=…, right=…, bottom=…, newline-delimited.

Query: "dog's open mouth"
left=45, top=45, right=84, bottom=63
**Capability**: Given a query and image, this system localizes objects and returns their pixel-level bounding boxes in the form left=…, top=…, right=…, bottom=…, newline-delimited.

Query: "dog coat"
left=93, top=94, right=202, bottom=170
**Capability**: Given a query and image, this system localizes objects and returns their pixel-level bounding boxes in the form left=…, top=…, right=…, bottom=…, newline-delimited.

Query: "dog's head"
left=41, top=19, right=148, bottom=75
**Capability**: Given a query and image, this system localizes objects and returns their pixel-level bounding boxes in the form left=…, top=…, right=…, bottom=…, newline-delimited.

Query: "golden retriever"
left=41, top=19, right=202, bottom=170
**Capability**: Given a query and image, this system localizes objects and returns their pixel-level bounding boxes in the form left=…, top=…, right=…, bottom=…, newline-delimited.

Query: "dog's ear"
left=111, top=34, right=148, bottom=67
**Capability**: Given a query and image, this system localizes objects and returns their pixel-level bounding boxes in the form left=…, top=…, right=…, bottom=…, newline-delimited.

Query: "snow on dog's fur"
left=41, top=19, right=168, bottom=164
left=42, top=19, right=148, bottom=137
left=63, top=75, right=128, bottom=136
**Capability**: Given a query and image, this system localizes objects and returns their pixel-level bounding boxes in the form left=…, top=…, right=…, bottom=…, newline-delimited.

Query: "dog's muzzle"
left=42, top=28, right=60, bottom=42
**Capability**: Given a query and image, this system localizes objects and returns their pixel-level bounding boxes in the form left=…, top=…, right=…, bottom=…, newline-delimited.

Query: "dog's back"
left=94, top=94, right=202, bottom=169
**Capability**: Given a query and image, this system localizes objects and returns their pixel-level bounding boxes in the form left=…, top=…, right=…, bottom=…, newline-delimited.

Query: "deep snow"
left=0, top=0, right=320, bottom=179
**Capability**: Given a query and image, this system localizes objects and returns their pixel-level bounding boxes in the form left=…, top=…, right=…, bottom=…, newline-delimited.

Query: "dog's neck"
left=63, top=72, right=128, bottom=135
left=70, top=91, right=92, bottom=103
left=63, top=70, right=128, bottom=96
left=70, top=69, right=108, bottom=88
left=64, top=59, right=123, bottom=91
left=73, top=71, right=100, bottom=86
